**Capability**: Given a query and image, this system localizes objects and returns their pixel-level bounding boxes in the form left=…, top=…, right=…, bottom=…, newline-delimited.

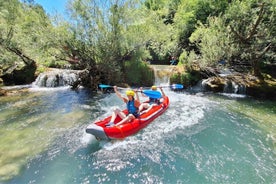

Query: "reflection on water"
left=0, top=87, right=275, bottom=183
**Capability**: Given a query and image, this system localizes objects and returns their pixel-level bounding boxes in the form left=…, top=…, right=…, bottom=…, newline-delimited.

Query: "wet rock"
left=0, top=88, right=7, bottom=96
left=2, top=62, right=36, bottom=85
left=201, top=74, right=276, bottom=99
left=202, top=77, right=226, bottom=92
left=246, top=79, right=276, bottom=100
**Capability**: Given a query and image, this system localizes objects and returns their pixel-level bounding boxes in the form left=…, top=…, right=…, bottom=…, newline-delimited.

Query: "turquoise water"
left=0, top=87, right=275, bottom=183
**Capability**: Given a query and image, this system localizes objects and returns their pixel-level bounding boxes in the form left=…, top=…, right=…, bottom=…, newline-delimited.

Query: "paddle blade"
left=170, top=84, right=184, bottom=89
left=99, top=84, right=113, bottom=88
left=143, top=90, right=162, bottom=99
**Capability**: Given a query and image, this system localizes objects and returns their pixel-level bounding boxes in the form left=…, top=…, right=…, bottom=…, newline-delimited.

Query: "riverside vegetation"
left=0, top=0, right=275, bottom=96
left=0, top=1, right=275, bottom=182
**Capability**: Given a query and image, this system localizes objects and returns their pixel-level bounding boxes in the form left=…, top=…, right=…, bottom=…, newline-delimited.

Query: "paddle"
left=98, top=84, right=162, bottom=99
left=170, top=84, right=184, bottom=89
left=98, top=84, right=125, bottom=89
left=99, top=83, right=184, bottom=89
left=143, top=90, right=162, bottom=99
left=143, top=84, right=184, bottom=90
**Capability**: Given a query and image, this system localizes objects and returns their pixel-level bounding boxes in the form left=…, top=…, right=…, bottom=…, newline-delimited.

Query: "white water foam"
left=29, top=86, right=71, bottom=92
left=1, top=84, right=32, bottom=90
left=97, top=88, right=213, bottom=151
left=218, top=93, right=247, bottom=98
left=80, top=132, right=98, bottom=146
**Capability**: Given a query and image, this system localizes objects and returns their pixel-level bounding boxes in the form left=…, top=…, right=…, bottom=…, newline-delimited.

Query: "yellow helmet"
left=126, top=90, right=135, bottom=96
left=151, top=86, right=157, bottom=90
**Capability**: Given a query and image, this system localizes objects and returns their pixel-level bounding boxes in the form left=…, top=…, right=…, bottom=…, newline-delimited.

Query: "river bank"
left=170, top=64, right=276, bottom=100
left=1, top=63, right=276, bottom=101
left=202, top=74, right=276, bottom=100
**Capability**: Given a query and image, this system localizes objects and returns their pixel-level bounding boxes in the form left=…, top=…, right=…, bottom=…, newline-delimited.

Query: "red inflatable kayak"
left=86, top=96, right=169, bottom=140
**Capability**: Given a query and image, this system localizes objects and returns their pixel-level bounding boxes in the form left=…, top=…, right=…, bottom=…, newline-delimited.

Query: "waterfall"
left=33, top=68, right=81, bottom=87
left=201, top=77, right=246, bottom=94
left=150, top=65, right=174, bottom=85
left=223, top=80, right=246, bottom=94
left=149, top=65, right=247, bottom=95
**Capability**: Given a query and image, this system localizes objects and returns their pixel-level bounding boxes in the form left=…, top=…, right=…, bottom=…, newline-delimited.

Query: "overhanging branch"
left=245, top=2, right=265, bottom=41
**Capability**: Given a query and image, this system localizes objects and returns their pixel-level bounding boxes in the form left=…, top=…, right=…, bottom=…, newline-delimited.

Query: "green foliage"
left=179, top=49, right=198, bottom=64
left=188, top=0, right=275, bottom=75
left=142, top=0, right=178, bottom=62
left=190, top=17, right=231, bottom=67
left=0, top=0, right=59, bottom=70
left=66, top=0, right=176, bottom=84
left=144, top=0, right=167, bottom=11
left=173, top=0, right=229, bottom=50
left=1, top=0, right=275, bottom=86
left=225, top=0, right=275, bottom=73
left=170, top=71, right=200, bottom=86
left=178, top=50, right=188, bottom=64
left=123, top=46, right=153, bottom=86
left=125, top=58, right=154, bottom=86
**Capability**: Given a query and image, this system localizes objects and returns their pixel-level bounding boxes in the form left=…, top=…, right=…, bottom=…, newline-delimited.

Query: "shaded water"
left=0, top=85, right=275, bottom=183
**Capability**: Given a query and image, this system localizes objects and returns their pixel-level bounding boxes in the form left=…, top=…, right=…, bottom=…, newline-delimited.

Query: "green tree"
left=189, top=0, right=275, bottom=76
left=142, top=0, right=178, bottom=63
left=173, top=0, right=229, bottom=54
left=189, top=17, right=231, bottom=67
left=66, top=0, right=174, bottom=86
left=0, top=0, right=56, bottom=84
left=225, top=0, right=275, bottom=76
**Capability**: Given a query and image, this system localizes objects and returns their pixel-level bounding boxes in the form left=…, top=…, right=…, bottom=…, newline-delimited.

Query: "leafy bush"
left=190, top=17, right=230, bottom=67
left=170, top=71, right=201, bottom=87
left=125, top=60, right=154, bottom=87
left=179, top=50, right=199, bottom=67
left=189, top=0, right=275, bottom=75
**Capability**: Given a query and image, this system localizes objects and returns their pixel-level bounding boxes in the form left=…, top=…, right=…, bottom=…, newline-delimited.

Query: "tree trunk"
left=1, top=46, right=37, bottom=85
left=252, top=59, right=262, bottom=77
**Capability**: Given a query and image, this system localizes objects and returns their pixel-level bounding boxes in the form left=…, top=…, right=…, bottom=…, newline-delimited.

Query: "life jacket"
left=127, top=99, right=138, bottom=114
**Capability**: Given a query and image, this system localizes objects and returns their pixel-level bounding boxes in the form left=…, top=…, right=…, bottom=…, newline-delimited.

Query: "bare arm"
left=114, top=86, right=126, bottom=102
left=135, top=89, right=140, bottom=103
left=159, top=87, right=165, bottom=97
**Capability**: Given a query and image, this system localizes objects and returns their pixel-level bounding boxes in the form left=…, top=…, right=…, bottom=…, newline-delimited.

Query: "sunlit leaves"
left=0, top=0, right=56, bottom=70
left=188, top=0, right=275, bottom=74
left=173, top=0, right=229, bottom=50
left=190, top=17, right=231, bottom=67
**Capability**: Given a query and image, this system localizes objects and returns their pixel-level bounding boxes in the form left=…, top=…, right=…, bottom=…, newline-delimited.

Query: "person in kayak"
left=138, top=85, right=165, bottom=115
left=106, top=86, right=140, bottom=127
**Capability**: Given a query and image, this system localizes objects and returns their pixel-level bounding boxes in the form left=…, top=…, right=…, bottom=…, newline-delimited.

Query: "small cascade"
left=223, top=80, right=246, bottom=94
left=149, top=65, right=247, bottom=95
left=150, top=65, right=174, bottom=85
left=201, top=77, right=246, bottom=94
left=33, top=68, right=81, bottom=87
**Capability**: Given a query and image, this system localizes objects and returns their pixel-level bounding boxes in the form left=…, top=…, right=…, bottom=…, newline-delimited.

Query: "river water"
left=0, top=84, right=275, bottom=183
